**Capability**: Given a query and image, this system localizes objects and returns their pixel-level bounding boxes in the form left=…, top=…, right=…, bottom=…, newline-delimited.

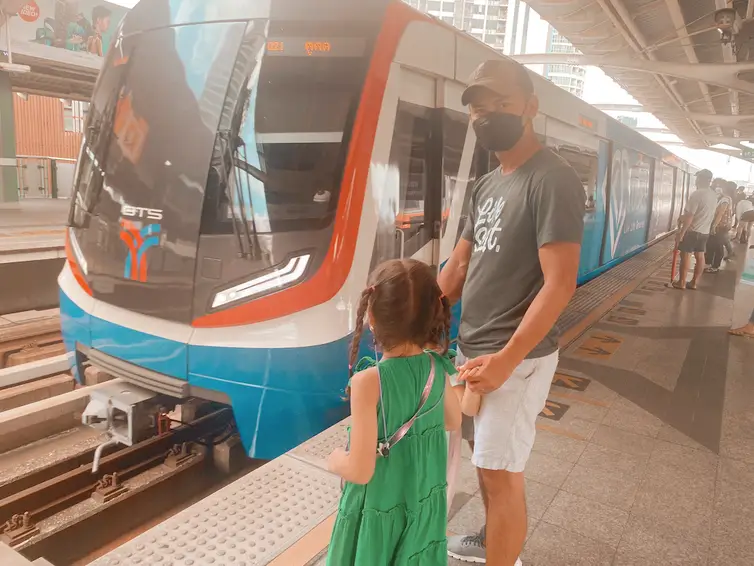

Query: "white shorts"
left=455, top=349, right=559, bottom=472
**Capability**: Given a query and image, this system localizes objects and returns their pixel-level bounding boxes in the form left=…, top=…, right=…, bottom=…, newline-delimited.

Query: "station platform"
left=90, top=236, right=754, bottom=566
left=0, top=200, right=67, bottom=264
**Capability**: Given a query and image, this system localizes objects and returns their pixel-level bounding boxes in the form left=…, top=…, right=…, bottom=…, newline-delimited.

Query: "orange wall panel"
left=13, top=95, right=82, bottom=160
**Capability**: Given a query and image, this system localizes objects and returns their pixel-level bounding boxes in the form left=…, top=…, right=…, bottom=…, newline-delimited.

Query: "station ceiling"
left=526, top=0, right=754, bottom=155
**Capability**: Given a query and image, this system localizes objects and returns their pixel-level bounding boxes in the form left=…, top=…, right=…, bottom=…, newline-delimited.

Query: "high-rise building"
left=542, top=27, right=586, bottom=98
left=404, top=0, right=587, bottom=99
left=403, top=1, right=509, bottom=52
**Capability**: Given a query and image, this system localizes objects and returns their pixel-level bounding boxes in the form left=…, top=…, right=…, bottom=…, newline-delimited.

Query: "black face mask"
left=472, top=112, right=526, bottom=152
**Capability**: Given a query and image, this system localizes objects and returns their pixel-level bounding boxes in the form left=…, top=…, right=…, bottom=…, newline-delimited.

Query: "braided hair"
left=347, top=259, right=451, bottom=393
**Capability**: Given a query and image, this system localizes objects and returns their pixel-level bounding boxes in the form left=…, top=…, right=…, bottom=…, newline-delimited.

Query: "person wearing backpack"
left=705, top=183, right=735, bottom=273
left=326, top=259, right=462, bottom=566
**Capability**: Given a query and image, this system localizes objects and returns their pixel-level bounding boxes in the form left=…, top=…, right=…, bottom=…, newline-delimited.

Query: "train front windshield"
left=66, top=19, right=373, bottom=323
left=202, top=39, right=368, bottom=235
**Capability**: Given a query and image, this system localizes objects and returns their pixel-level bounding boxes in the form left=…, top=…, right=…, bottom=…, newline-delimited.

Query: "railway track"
left=0, top=408, right=252, bottom=566
left=0, top=316, right=63, bottom=369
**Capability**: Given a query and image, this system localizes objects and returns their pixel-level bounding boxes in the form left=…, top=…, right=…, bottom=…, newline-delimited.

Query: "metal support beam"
left=593, top=105, right=754, bottom=128
left=512, top=53, right=754, bottom=96
left=663, top=0, right=721, bottom=135
left=635, top=127, right=673, bottom=133
left=593, top=0, right=705, bottom=139
left=714, top=0, right=740, bottom=135
left=593, top=104, right=645, bottom=111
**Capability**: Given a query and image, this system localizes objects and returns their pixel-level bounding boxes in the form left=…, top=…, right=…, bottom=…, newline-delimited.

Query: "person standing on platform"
left=736, top=196, right=753, bottom=244
left=671, top=169, right=717, bottom=289
left=438, top=59, right=585, bottom=566
left=705, top=183, right=735, bottom=273
left=729, top=310, right=754, bottom=339
left=722, top=181, right=737, bottom=260
left=326, top=259, right=462, bottom=566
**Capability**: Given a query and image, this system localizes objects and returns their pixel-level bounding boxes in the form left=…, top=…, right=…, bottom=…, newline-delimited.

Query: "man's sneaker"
left=448, top=531, right=486, bottom=563
left=447, top=529, right=523, bottom=565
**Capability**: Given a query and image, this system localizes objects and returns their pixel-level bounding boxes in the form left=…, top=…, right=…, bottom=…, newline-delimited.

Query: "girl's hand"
left=327, top=447, right=349, bottom=476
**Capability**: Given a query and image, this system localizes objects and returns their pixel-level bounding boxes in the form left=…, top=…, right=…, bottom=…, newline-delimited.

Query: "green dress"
left=327, top=351, right=455, bottom=566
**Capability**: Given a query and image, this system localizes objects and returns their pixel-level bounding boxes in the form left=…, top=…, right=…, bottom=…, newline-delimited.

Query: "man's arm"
left=438, top=238, right=472, bottom=305
left=438, top=184, right=476, bottom=304
left=677, top=194, right=698, bottom=242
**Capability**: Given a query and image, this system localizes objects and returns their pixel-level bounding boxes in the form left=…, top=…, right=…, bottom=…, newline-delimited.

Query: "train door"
left=371, top=67, right=441, bottom=270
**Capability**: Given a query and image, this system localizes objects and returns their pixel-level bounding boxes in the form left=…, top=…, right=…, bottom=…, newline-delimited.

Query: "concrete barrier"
left=0, top=355, right=70, bottom=389
left=0, top=374, right=75, bottom=412
left=0, top=258, right=65, bottom=315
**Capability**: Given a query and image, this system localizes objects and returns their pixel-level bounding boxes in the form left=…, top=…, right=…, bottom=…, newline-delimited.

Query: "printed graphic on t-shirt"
left=473, top=196, right=506, bottom=254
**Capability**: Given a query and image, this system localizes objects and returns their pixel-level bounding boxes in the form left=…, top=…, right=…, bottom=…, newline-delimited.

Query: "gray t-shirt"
left=685, top=188, right=718, bottom=235
left=459, top=149, right=585, bottom=359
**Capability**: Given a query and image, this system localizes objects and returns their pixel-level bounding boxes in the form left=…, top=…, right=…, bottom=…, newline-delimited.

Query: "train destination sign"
left=266, top=37, right=367, bottom=57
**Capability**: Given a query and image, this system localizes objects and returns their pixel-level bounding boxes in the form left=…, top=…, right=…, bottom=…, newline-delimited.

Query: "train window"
left=201, top=42, right=369, bottom=235
left=554, top=146, right=598, bottom=212
left=371, top=101, right=433, bottom=268
left=442, top=112, right=469, bottom=239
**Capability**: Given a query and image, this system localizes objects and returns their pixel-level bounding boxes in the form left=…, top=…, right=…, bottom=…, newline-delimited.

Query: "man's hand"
left=458, top=351, right=517, bottom=394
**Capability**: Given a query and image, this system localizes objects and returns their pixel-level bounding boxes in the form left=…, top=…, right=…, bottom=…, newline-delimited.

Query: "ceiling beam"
left=593, top=104, right=645, bottom=111
left=512, top=53, right=754, bottom=96
left=714, top=0, right=740, bottom=136
left=595, top=0, right=706, bottom=139
left=662, top=0, right=721, bottom=136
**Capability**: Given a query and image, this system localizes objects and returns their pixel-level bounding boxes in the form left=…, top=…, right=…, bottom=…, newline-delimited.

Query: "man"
left=438, top=59, right=585, bottom=566
left=671, top=169, right=717, bottom=289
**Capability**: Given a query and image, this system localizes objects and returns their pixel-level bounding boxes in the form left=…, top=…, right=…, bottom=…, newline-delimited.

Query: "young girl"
left=326, top=259, right=462, bottom=565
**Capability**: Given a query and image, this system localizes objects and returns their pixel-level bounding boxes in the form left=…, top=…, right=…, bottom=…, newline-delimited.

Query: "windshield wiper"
left=217, top=130, right=261, bottom=260
left=69, top=57, right=131, bottom=229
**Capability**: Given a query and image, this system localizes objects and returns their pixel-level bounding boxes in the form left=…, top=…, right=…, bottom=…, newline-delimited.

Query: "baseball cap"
left=461, top=59, right=534, bottom=106
left=696, top=169, right=713, bottom=180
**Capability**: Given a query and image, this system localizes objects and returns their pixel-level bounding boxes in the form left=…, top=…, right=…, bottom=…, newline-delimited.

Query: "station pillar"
left=0, top=71, right=18, bottom=204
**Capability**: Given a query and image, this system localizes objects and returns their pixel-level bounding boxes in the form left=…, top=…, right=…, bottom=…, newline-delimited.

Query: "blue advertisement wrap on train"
left=602, top=145, right=653, bottom=263
left=578, top=139, right=609, bottom=278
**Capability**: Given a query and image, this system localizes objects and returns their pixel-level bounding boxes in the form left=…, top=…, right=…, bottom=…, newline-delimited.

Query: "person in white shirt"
left=736, top=197, right=753, bottom=243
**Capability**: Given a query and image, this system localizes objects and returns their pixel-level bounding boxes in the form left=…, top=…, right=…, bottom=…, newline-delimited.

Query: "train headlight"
left=211, top=254, right=311, bottom=309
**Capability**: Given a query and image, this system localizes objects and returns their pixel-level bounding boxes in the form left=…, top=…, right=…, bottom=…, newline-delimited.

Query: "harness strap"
left=376, top=353, right=438, bottom=458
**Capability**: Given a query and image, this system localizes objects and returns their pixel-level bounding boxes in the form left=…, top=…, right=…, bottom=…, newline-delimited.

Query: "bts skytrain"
left=60, top=0, right=698, bottom=458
